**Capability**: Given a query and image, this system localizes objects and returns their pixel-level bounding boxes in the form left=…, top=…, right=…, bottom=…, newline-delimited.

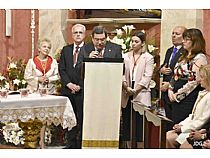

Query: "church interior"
left=1, top=9, right=210, bottom=150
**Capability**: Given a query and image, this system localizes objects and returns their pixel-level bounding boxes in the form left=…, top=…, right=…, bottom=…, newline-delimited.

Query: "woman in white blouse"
left=24, top=38, right=59, bottom=94
left=24, top=38, right=60, bottom=148
left=166, top=64, right=210, bottom=148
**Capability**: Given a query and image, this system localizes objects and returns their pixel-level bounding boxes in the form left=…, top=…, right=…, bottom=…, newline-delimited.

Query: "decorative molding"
left=5, top=9, right=12, bottom=36
left=66, top=18, right=161, bottom=24
left=30, top=9, right=35, bottom=58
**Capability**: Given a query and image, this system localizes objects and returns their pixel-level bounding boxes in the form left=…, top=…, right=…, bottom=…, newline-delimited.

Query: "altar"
left=0, top=93, right=77, bottom=148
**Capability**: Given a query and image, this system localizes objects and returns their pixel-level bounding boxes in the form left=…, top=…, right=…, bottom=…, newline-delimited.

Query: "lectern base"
left=82, top=140, right=119, bottom=148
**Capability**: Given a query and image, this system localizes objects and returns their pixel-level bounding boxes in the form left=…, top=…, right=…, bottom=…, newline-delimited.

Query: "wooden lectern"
left=82, top=58, right=123, bottom=148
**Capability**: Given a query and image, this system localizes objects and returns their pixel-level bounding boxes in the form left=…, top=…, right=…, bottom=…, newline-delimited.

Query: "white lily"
left=141, top=29, right=145, bottom=34
left=9, top=63, right=17, bottom=69
left=0, top=75, right=6, bottom=80
left=148, top=44, right=158, bottom=53
left=13, top=79, right=21, bottom=85
left=116, top=29, right=123, bottom=37
left=122, top=25, right=128, bottom=35
left=21, top=80, right=27, bottom=85
left=2, top=122, right=24, bottom=145
left=127, top=25, right=135, bottom=35
left=5, top=82, right=9, bottom=89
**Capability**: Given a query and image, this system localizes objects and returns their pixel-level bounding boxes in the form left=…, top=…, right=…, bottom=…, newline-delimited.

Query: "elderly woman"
left=24, top=38, right=60, bottom=148
left=121, top=31, right=154, bottom=148
left=24, top=38, right=59, bottom=94
left=166, top=64, right=210, bottom=148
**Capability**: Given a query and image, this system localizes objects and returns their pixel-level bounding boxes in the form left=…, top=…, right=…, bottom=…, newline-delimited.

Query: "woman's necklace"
left=38, top=56, right=48, bottom=76
left=133, top=52, right=141, bottom=67
left=132, top=52, right=141, bottom=80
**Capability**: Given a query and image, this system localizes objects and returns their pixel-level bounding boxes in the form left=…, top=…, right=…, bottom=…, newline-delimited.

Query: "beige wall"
left=39, top=9, right=68, bottom=56
left=160, top=9, right=203, bottom=64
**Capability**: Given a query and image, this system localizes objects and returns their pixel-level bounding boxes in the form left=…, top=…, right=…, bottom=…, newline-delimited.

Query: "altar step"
left=0, top=144, right=23, bottom=149
left=0, top=144, right=66, bottom=149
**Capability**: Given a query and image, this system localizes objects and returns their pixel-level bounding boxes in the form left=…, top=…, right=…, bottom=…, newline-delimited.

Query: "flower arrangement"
left=108, top=25, right=136, bottom=53
left=147, top=44, right=158, bottom=55
left=108, top=25, right=159, bottom=55
left=2, top=123, right=24, bottom=146
left=2, top=57, right=27, bottom=91
left=44, top=126, right=52, bottom=145
left=0, top=75, right=9, bottom=90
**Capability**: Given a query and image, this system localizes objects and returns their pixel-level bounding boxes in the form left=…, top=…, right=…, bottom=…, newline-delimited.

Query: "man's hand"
left=67, top=83, right=80, bottom=94
left=160, top=63, right=172, bottom=75
left=202, top=140, right=210, bottom=148
left=89, top=51, right=100, bottom=58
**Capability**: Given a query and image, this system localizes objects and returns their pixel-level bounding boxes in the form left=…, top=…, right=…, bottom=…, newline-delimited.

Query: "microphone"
left=96, top=49, right=102, bottom=54
left=96, top=49, right=102, bottom=57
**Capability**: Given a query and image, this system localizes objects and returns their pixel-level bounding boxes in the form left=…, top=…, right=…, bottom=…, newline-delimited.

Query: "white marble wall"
left=160, top=9, right=203, bottom=64
left=39, top=9, right=69, bottom=57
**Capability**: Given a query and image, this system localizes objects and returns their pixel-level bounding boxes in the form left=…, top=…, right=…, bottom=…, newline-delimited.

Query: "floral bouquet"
left=4, top=57, right=27, bottom=91
left=0, top=75, right=9, bottom=90
left=108, top=25, right=136, bottom=53
left=44, top=126, right=52, bottom=145
left=2, top=123, right=24, bottom=146
left=147, top=44, right=158, bottom=55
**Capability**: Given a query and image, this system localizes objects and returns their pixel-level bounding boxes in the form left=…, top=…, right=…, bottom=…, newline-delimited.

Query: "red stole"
left=33, top=55, right=53, bottom=76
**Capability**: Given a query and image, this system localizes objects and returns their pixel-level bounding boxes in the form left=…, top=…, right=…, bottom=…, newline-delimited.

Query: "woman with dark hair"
left=121, top=31, right=154, bottom=148
left=166, top=28, right=208, bottom=148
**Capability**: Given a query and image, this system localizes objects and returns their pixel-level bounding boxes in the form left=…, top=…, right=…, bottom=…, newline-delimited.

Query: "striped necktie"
left=73, top=45, right=79, bottom=65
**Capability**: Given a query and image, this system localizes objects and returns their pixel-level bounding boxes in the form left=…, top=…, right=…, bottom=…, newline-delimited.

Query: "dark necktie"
left=97, top=49, right=103, bottom=58
left=73, top=45, right=79, bottom=65
left=170, top=47, right=178, bottom=66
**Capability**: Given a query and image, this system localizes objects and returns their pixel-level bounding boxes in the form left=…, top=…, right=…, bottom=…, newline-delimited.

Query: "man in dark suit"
left=76, top=25, right=122, bottom=64
left=160, top=26, right=186, bottom=131
left=58, top=24, right=86, bottom=148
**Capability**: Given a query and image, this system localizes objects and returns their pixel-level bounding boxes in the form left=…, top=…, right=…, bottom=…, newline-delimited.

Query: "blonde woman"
left=166, top=64, right=210, bottom=148
left=24, top=38, right=59, bottom=148
left=24, top=38, right=59, bottom=94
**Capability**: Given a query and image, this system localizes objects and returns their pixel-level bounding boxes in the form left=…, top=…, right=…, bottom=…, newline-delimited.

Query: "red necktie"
left=73, top=45, right=79, bottom=65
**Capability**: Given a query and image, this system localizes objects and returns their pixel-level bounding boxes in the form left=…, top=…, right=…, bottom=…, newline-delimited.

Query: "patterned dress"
left=168, top=53, right=208, bottom=125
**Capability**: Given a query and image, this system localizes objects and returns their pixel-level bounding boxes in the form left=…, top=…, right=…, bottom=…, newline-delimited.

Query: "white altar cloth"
left=0, top=93, right=76, bottom=130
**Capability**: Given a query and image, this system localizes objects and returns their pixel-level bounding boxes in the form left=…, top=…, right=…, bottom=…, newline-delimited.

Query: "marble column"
left=39, top=9, right=69, bottom=56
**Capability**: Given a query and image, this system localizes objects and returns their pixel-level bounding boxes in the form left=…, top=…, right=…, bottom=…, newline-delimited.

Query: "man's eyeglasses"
left=183, top=37, right=192, bottom=41
left=93, top=38, right=106, bottom=42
